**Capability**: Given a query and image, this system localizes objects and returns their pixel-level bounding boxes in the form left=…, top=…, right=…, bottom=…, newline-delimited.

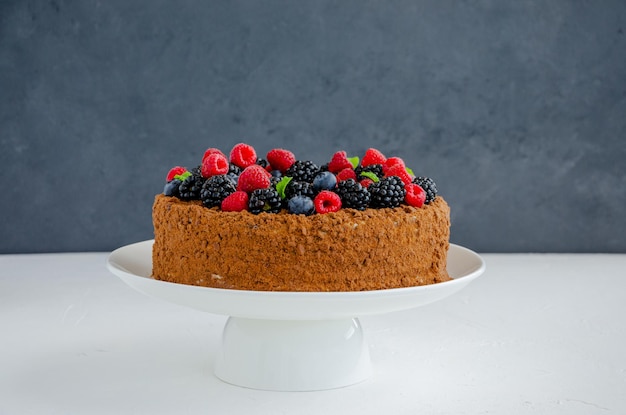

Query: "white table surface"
left=1, top=250, right=624, bottom=414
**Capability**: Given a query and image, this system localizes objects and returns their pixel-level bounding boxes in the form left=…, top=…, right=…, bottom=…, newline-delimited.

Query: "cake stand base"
left=214, top=317, right=371, bottom=391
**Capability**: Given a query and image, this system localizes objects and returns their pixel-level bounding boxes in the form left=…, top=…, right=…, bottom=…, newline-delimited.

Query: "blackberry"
left=335, top=179, right=370, bottom=210
left=285, top=180, right=317, bottom=200
left=412, top=176, right=438, bottom=204
left=256, top=158, right=269, bottom=169
left=355, top=164, right=384, bottom=180
left=369, top=176, right=406, bottom=208
left=248, top=188, right=282, bottom=214
left=228, top=163, right=242, bottom=176
left=178, top=167, right=205, bottom=200
left=285, top=160, right=319, bottom=183
left=200, top=175, right=236, bottom=208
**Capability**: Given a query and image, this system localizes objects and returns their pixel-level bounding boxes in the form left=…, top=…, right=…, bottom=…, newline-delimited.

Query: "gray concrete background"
left=1, top=1, right=625, bottom=254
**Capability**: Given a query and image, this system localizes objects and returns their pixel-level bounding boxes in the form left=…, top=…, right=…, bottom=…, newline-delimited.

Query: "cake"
left=152, top=144, right=451, bottom=292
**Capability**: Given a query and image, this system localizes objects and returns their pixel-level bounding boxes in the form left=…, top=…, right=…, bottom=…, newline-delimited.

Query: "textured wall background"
left=1, top=0, right=625, bottom=254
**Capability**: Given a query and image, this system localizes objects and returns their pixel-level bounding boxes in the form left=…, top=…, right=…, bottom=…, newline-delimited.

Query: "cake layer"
left=151, top=194, right=451, bottom=292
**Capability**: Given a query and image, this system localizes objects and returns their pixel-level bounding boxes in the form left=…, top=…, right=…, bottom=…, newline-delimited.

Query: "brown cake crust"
left=151, top=194, right=451, bottom=292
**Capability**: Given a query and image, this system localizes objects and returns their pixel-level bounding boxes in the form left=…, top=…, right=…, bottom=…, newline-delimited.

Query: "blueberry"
left=312, top=171, right=337, bottom=191
left=163, top=179, right=182, bottom=197
left=270, top=169, right=282, bottom=178
left=288, top=195, right=315, bottom=215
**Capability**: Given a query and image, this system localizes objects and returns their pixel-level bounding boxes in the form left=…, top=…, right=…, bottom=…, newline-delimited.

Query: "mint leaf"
left=405, top=167, right=414, bottom=176
left=359, top=171, right=380, bottom=182
left=276, top=176, right=293, bottom=199
left=348, top=156, right=360, bottom=169
left=174, top=171, right=192, bottom=181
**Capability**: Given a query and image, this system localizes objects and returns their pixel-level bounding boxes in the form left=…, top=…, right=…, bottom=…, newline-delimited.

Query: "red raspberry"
left=359, top=178, right=375, bottom=188
left=385, top=163, right=413, bottom=185
left=166, top=166, right=187, bottom=182
left=404, top=183, right=426, bottom=208
left=361, top=148, right=387, bottom=167
left=382, top=156, right=406, bottom=175
left=237, top=164, right=271, bottom=193
left=201, top=153, right=229, bottom=177
left=328, top=151, right=353, bottom=173
left=230, top=143, right=257, bottom=168
left=221, top=191, right=249, bottom=212
left=202, top=147, right=226, bottom=163
left=266, top=148, right=296, bottom=173
left=336, top=168, right=356, bottom=182
left=314, top=190, right=342, bottom=214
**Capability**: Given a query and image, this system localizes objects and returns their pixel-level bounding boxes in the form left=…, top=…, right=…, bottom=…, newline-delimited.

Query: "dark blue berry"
left=312, top=171, right=337, bottom=191
left=288, top=195, right=315, bottom=215
left=163, top=179, right=182, bottom=197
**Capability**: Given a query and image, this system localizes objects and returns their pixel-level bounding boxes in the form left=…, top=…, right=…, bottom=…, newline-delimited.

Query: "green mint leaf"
left=348, top=156, right=360, bottom=169
left=174, top=171, right=192, bottom=181
left=276, top=176, right=293, bottom=199
left=405, top=167, right=414, bottom=176
left=359, top=171, right=380, bottom=182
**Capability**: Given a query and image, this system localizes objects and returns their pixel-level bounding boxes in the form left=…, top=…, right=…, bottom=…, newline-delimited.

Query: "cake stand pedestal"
left=107, top=240, right=485, bottom=391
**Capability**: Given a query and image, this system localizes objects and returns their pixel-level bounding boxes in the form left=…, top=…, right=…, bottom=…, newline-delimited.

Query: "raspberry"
left=266, top=148, right=296, bottom=173
left=166, top=166, right=187, bottom=182
left=201, top=153, right=229, bottom=178
left=413, top=176, right=438, bottom=204
left=314, top=190, right=342, bottom=214
left=404, top=183, right=426, bottom=208
left=230, top=143, right=257, bottom=168
left=359, top=178, right=374, bottom=188
left=202, top=148, right=226, bottom=163
left=382, top=157, right=406, bottom=176
left=384, top=163, right=413, bottom=185
left=237, top=164, right=271, bottom=193
left=361, top=148, right=386, bottom=167
left=328, top=151, right=353, bottom=173
left=221, top=191, right=249, bottom=212
left=336, top=168, right=357, bottom=182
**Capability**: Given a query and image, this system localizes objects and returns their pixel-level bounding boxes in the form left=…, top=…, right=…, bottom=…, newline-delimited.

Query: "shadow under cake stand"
left=107, top=240, right=485, bottom=391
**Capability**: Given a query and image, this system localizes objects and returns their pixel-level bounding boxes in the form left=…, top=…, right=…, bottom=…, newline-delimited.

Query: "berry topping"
left=221, top=191, right=249, bottom=212
left=328, top=151, right=353, bottom=173
left=335, top=179, right=370, bottom=211
left=404, top=183, right=426, bottom=208
left=361, top=148, right=387, bottom=167
left=336, top=167, right=357, bottom=182
left=201, top=153, right=229, bottom=178
left=355, top=164, right=384, bottom=180
left=312, top=171, right=337, bottom=191
left=368, top=176, right=406, bottom=208
left=267, top=148, right=296, bottom=173
left=359, top=177, right=375, bottom=188
left=248, top=188, right=282, bottom=214
left=200, top=175, right=236, bottom=208
left=412, top=176, right=438, bottom=204
left=237, top=164, right=271, bottom=193
left=314, top=190, right=342, bottom=214
left=202, top=148, right=226, bottom=163
left=384, top=163, right=413, bottom=185
left=163, top=178, right=182, bottom=197
left=285, top=160, right=319, bottom=183
left=178, top=167, right=205, bottom=200
left=285, top=180, right=317, bottom=200
left=230, top=143, right=257, bottom=169
left=382, top=157, right=406, bottom=176
left=166, top=166, right=187, bottom=182
left=288, top=195, right=315, bottom=215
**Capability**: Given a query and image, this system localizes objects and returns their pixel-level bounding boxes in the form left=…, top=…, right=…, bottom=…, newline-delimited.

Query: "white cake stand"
left=107, top=240, right=485, bottom=391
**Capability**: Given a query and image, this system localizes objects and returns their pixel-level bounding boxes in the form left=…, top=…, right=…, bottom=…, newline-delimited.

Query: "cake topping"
left=266, top=148, right=296, bottom=173
left=161, top=143, right=439, bottom=214
left=230, top=143, right=258, bottom=169
left=221, top=191, right=249, bottom=212
left=314, top=190, right=342, bottom=214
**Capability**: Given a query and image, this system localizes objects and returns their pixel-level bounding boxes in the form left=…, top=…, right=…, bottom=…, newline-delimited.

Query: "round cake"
left=152, top=144, right=451, bottom=292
